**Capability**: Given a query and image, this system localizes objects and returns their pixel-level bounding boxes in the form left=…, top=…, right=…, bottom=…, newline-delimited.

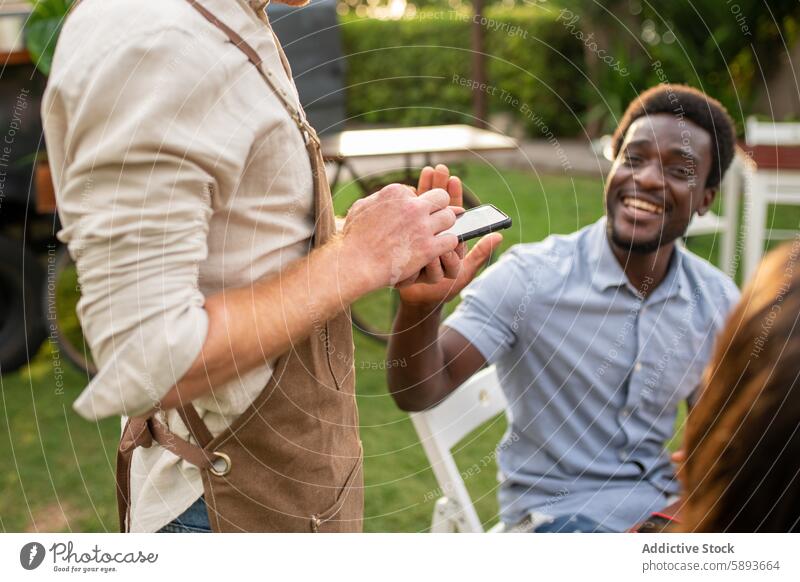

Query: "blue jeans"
left=157, top=496, right=212, bottom=533
left=532, top=514, right=617, bottom=533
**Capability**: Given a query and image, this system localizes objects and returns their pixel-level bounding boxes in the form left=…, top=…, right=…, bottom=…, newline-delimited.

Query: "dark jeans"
left=534, top=514, right=617, bottom=533
left=512, top=513, right=617, bottom=533
left=157, top=496, right=212, bottom=533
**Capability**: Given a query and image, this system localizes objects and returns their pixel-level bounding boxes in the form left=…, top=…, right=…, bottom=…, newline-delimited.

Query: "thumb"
left=463, top=233, right=503, bottom=278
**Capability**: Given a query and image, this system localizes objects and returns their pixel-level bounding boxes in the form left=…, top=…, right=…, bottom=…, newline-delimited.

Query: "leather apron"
left=115, top=0, right=362, bottom=533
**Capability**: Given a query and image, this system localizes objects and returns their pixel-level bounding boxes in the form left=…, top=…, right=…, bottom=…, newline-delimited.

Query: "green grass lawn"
left=0, top=163, right=735, bottom=532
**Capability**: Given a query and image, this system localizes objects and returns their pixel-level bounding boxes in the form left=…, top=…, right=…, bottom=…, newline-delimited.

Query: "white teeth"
left=623, top=197, right=663, bottom=215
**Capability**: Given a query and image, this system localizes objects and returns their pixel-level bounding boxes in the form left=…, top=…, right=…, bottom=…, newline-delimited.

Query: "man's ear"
left=695, top=187, right=717, bottom=216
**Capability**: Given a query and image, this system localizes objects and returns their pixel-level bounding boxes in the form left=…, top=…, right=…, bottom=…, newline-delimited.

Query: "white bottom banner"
left=1, top=533, right=798, bottom=581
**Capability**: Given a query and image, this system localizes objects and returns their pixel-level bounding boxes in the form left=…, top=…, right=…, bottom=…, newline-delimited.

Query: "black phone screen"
left=440, top=204, right=511, bottom=241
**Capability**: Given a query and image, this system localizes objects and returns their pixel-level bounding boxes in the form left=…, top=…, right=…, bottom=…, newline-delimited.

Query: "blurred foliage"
left=553, top=0, right=800, bottom=132
left=342, top=0, right=800, bottom=136
left=24, top=0, right=74, bottom=76
left=341, top=5, right=585, bottom=136
left=22, top=0, right=800, bottom=136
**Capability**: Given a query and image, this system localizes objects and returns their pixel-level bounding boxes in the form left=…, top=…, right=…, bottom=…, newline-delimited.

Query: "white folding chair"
left=742, top=117, right=800, bottom=280
left=409, top=366, right=508, bottom=533
left=682, top=149, right=746, bottom=278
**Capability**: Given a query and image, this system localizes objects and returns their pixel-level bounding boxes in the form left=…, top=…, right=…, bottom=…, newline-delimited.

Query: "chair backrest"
left=746, top=116, right=800, bottom=146
left=410, top=366, right=508, bottom=533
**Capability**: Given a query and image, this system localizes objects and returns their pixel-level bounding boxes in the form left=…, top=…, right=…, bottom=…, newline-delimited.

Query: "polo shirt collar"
left=588, top=216, right=691, bottom=302
left=588, top=217, right=629, bottom=292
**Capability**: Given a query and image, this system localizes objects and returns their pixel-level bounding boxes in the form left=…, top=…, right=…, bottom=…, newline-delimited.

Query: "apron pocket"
left=324, top=310, right=355, bottom=391
left=310, top=453, right=363, bottom=532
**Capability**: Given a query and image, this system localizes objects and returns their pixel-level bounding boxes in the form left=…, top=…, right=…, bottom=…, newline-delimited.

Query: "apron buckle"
left=290, top=110, right=320, bottom=147
left=209, top=451, right=232, bottom=476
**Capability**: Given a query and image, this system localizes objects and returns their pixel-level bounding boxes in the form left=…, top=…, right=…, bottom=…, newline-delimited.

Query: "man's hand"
left=397, top=164, right=503, bottom=308
left=340, top=182, right=459, bottom=293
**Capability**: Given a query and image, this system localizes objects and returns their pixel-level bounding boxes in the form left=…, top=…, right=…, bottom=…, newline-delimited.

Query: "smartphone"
left=440, top=204, right=512, bottom=242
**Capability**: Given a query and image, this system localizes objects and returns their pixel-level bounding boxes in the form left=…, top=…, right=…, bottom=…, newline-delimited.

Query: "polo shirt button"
left=621, top=407, right=632, bottom=417
left=634, top=362, right=642, bottom=372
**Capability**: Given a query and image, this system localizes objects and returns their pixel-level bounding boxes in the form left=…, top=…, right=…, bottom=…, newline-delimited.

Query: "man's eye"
left=624, top=154, right=643, bottom=166
left=670, top=166, right=693, bottom=179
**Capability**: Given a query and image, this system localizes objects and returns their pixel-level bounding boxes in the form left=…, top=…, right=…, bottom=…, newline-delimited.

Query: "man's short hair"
left=611, top=84, right=736, bottom=188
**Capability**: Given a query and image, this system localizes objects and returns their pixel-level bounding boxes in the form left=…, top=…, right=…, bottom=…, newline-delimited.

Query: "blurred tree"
left=337, top=0, right=526, bottom=18
left=554, top=0, right=642, bottom=135
left=641, top=0, right=800, bottom=120
left=25, top=0, right=74, bottom=76
left=555, top=0, right=800, bottom=131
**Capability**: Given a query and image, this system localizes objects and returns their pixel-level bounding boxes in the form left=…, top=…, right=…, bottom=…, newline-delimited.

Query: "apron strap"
left=116, top=417, right=148, bottom=532
left=184, top=0, right=331, bottom=248
left=178, top=404, right=214, bottom=447
left=185, top=0, right=320, bottom=148
left=116, top=414, right=216, bottom=532
left=187, top=0, right=263, bottom=67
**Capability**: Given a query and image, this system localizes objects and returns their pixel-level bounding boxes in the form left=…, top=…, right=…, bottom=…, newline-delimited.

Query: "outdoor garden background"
left=2, top=0, right=799, bottom=532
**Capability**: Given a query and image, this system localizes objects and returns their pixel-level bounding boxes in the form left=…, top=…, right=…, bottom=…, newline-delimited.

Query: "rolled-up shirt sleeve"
left=44, top=26, right=249, bottom=420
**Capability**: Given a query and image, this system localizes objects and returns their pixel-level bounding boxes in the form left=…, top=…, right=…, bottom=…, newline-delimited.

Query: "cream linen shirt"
left=42, top=0, right=315, bottom=532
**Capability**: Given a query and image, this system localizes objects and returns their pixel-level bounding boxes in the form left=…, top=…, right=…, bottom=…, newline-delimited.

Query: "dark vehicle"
left=0, top=4, right=53, bottom=374
left=268, top=0, right=346, bottom=135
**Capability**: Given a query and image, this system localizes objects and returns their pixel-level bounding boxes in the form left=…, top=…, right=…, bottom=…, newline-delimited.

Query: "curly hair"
left=611, top=84, right=736, bottom=188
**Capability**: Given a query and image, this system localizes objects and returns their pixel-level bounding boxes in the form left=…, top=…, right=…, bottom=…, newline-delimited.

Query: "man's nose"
left=633, top=160, right=666, bottom=190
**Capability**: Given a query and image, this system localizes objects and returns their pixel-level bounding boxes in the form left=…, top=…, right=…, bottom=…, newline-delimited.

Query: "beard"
left=606, top=215, right=683, bottom=255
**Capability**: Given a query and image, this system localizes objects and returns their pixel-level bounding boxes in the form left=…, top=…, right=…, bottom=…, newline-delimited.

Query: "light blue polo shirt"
left=443, top=217, right=740, bottom=531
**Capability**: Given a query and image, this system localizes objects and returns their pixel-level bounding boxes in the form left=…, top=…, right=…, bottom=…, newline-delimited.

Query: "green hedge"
left=340, top=7, right=586, bottom=136
left=340, top=5, right=782, bottom=137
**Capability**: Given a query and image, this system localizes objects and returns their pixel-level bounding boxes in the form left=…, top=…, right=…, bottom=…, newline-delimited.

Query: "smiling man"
left=387, top=85, right=741, bottom=532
